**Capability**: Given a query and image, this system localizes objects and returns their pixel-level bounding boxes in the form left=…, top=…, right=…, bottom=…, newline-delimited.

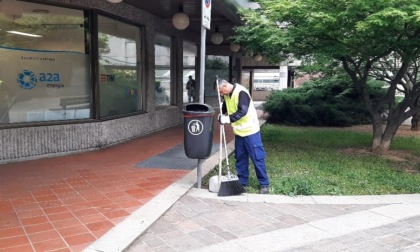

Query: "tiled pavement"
left=0, top=125, right=188, bottom=251
left=0, top=115, right=234, bottom=252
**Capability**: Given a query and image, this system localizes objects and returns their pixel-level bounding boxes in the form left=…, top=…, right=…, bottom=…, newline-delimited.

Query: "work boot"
left=259, top=185, right=269, bottom=194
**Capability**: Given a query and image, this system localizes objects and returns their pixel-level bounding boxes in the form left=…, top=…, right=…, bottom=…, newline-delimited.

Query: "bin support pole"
left=197, top=159, right=204, bottom=188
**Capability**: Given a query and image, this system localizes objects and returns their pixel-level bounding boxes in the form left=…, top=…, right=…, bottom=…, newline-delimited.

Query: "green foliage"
left=98, top=34, right=111, bottom=54
left=204, top=124, right=420, bottom=195
left=234, top=1, right=420, bottom=154
left=274, top=178, right=314, bottom=196
left=235, top=0, right=420, bottom=63
left=263, top=73, right=386, bottom=126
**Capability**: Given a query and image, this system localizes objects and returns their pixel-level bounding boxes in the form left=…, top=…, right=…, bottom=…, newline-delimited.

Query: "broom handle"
left=221, top=125, right=231, bottom=175
left=215, top=75, right=231, bottom=175
left=218, top=120, right=223, bottom=182
left=216, top=76, right=223, bottom=182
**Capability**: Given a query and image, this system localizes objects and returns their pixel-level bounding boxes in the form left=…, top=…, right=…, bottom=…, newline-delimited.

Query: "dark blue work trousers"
left=234, top=131, right=270, bottom=187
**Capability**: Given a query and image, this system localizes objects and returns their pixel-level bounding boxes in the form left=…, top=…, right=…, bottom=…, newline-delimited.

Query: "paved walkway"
left=0, top=124, right=190, bottom=252
left=0, top=110, right=234, bottom=252
left=125, top=191, right=420, bottom=252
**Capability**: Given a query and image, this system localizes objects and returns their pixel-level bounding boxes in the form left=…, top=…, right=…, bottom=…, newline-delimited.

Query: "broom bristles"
left=217, top=175, right=245, bottom=197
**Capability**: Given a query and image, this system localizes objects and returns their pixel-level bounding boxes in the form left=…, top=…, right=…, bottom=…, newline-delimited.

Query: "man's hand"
left=218, top=114, right=231, bottom=125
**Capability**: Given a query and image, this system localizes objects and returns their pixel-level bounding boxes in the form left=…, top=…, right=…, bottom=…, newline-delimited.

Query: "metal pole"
left=199, top=26, right=206, bottom=104
left=197, top=0, right=209, bottom=188
left=197, top=159, right=204, bottom=188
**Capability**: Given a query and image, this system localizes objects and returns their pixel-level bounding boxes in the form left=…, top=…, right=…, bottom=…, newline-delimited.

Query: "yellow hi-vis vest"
left=224, top=84, right=260, bottom=137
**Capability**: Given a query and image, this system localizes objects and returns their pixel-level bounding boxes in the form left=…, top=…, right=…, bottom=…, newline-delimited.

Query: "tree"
left=370, top=55, right=420, bottom=131
left=234, top=0, right=420, bottom=154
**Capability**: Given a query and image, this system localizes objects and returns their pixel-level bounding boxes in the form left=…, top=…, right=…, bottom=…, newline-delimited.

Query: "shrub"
left=263, top=73, right=385, bottom=126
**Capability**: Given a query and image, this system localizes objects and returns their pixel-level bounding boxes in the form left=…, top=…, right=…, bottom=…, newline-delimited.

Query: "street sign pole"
left=199, top=27, right=206, bottom=104
left=197, top=0, right=212, bottom=189
left=199, top=0, right=211, bottom=104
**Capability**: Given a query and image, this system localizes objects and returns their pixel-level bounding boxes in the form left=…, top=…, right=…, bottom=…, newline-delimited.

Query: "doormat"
left=135, top=143, right=219, bottom=170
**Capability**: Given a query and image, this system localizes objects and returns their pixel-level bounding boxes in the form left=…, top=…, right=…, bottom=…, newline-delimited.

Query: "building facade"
left=0, top=0, right=260, bottom=162
left=1, top=0, right=295, bottom=163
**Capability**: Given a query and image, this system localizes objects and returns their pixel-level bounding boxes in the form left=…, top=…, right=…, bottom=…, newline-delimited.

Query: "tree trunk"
left=371, top=131, right=393, bottom=155
left=371, top=115, right=384, bottom=153
left=411, top=112, right=420, bottom=131
left=371, top=114, right=400, bottom=155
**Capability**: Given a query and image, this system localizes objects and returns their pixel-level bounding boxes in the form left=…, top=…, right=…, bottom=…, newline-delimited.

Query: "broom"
left=215, top=76, right=245, bottom=197
left=217, top=125, right=245, bottom=196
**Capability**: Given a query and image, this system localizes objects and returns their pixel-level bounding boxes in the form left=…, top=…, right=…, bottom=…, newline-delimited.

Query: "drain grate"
left=135, top=144, right=219, bottom=170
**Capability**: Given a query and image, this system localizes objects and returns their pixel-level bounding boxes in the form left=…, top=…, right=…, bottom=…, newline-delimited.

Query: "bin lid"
left=183, top=103, right=215, bottom=116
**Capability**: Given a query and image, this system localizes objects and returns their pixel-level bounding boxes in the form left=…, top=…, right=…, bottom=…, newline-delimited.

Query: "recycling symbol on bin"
left=187, top=120, right=204, bottom=135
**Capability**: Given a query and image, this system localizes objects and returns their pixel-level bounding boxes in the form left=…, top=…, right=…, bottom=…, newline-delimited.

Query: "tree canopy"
left=234, top=0, right=420, bottom=154
left=235, top=0, right=420, bottom=64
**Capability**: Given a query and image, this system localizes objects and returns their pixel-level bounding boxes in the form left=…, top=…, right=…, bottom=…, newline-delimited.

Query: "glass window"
left=183, top=41, right=197, bottom=103
left=154, top=34, right=172, bottom=107
left=205, top=55, right=229, bottom=97
left=0, top=1, right=90, bottom=124
left=98, top=15, right=142, bottom=117
left=254, top=70, right=282, bottom=91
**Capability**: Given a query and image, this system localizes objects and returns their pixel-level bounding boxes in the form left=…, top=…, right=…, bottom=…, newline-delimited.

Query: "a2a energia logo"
left=17, top=70, right=63, bottom=89
left=17, top=70, right=37, bottom=90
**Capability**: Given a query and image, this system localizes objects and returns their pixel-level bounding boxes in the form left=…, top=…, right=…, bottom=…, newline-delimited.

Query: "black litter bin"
left=183, top=103, right=215, bottom=159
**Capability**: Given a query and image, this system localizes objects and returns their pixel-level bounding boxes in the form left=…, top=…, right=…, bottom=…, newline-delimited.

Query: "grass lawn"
left=204, top=124, right=420, bottom=195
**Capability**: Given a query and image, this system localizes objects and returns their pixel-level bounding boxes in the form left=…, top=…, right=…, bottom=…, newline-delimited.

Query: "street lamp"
left=172, top=5, right=190, bottom=30
left=254, top=54, right=263, bottom=61
left=211, top=27, right=223, bottom=45
left=230, top=43, right=241, bottom=52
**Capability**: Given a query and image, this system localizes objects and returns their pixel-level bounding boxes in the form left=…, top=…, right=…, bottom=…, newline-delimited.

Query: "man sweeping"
left=217, top=79, right=270, bottom=194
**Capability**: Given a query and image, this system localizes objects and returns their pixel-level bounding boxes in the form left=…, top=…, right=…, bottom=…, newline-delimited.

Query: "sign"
left=202, top=0, right=211, bottom=30
left=187, top=120, right=204, bottom=135
left=0, top=47, right=90, bottom=123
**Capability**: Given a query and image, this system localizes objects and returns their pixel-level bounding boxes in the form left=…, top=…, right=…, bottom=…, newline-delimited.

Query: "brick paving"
left=0, top=112, right=233, bottom=252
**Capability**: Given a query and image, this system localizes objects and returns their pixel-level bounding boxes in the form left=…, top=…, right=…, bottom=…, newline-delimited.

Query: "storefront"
left=0, top=0, right=251, bottom=162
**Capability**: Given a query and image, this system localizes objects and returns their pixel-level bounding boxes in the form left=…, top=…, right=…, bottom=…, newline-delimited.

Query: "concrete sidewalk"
left=126, top=190, right=420, bottom=252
